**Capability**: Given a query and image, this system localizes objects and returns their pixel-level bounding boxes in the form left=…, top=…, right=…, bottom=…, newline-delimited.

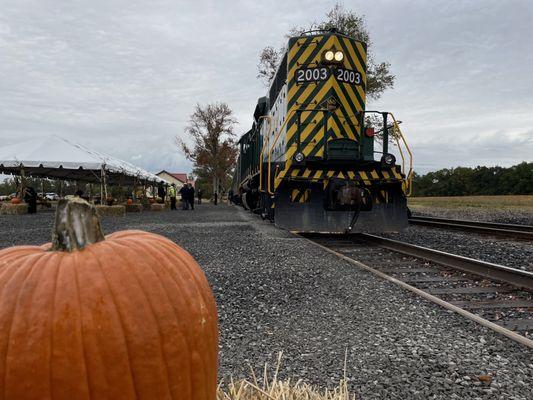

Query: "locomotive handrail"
left=387, top=112, right=414, bottom=196
left=265, top=109, right=298, bottom=195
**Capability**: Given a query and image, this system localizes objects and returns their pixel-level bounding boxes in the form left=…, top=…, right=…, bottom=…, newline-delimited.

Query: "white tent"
left=0, top=135, right=165, bottom=186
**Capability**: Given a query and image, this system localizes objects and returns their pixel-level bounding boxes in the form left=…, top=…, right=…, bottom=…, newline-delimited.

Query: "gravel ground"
left=1, top=205, right=532, bottom=399
left=382, top=225, right=533, bottom=272
left=410, top=206, right=533, bottom=225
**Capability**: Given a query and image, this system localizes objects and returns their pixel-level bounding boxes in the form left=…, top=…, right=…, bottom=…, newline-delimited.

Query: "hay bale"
left=0, top=203, right=28, bottom=215
left=95, top=205, right=125, bottom=217
left=125, top=204, right=143, bottom=213
left=150, top=204, right=165, bottom=212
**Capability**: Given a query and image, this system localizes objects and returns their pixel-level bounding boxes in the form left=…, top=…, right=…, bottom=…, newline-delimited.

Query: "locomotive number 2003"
left=335, top=68, right=362, bottom=85
left=295, top=67, right=362, bottom=86
left=296, top=67, right=329, bottom=83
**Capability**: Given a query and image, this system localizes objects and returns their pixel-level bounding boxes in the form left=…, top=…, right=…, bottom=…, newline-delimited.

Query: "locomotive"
left=231, top=29, right=413, bottom=233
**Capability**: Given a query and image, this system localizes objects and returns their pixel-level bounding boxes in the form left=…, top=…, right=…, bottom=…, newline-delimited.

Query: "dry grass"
left=125, top=204, right=143, bottom=213
left=217, top=353, right=357, bottom=400
left=150, top=204, right=165, bottom=211
left=408, top=195, right=533, bottom=210
left=95, top=205, right=126, bottom=217
left=0, top=203, right=27, bottom=215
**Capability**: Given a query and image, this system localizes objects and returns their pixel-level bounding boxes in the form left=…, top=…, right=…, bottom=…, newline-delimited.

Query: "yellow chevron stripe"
left=337, top=171, right=345, bottom=179
left=347, top=171, right=355, bottom=179
left=382, top=171, right=390, bottom=179
left=288, top=38, right=307, bottom=61
left=370, top=170, right=379, bottom=179
left=302, top=169, right=312, bottom=178
left=289, top=36, right=334, bottom=77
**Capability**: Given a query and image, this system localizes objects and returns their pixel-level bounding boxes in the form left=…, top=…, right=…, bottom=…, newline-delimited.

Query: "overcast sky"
left=1, top=0, right=532, bottom=174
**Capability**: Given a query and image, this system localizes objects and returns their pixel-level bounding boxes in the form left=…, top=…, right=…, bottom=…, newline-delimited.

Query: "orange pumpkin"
left=10, top=197, right=21, bottom=204
left=127, top=198, right=133, bottom=205
left=0, top=198, right=218, bottom=399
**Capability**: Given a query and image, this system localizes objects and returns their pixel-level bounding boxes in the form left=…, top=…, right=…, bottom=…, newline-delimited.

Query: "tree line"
left=412, top=162, right=533, bottom=197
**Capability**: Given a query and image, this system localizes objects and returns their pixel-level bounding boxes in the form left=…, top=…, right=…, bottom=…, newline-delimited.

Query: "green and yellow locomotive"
left=232, top=29, right=413, bottom=233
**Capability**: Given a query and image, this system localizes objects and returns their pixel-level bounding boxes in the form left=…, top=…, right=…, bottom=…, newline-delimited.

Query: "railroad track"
left=409, top=215, right=533, bottom=241
left=300, top=233, right=533, bottom=348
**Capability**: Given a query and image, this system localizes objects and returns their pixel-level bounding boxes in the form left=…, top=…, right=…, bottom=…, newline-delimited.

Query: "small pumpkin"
left=10, top=197, right=21, bottom=204
left=0, top=198, right=218, bottom=399
left=149, top=198, right=155, bottom=204
left=127, top=198, right=133, bottom=205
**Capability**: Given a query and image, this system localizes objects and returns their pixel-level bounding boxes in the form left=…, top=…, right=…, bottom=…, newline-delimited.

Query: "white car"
left=45, top=193, right=60, bottom=201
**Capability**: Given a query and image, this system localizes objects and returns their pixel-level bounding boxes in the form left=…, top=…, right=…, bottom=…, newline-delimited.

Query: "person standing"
left=197, top=188, right=202, bottom=205
left=187, top=183, right=195, bottom=210
left=157, top=184, right=166, bottom=202
left=214, top=191, right=218, bottom=205
left=24, top=186, right=37, bottom=214
left=168, top=184, right=177, bottom=210
left=179, top=184, right=189, bottom=210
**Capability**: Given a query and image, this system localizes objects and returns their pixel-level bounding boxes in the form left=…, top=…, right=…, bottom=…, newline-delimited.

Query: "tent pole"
left=102, top=166, right=108, bottom=204
left=19, top=167, right=26, bottom=199
left=100, top=167, right=104, bottom=204
left=119, top=175, right=124, bottom=203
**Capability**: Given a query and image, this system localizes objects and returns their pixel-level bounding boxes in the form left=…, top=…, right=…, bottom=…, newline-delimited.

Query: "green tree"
left=412, top=162, right=533, bottom=196
left=257, top=3, right=394, bottom=100
left=178, top=103, right=238, bottom=195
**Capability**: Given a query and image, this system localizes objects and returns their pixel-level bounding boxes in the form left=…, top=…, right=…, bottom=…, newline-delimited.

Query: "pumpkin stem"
left=51, top=197, right=105, bottom=252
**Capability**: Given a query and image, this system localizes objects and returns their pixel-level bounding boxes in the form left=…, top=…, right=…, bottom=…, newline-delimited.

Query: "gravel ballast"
left=1, top=205, right=532, bottom=399
left=411, top=206, right=533, bottom=225
left=382, top=225, right=533, bottom=272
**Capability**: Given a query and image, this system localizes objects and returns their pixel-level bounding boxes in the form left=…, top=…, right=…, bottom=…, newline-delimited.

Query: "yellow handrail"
left=266, top=109, right=298, bottom=195
left=387, top=113, right=414, bottom=196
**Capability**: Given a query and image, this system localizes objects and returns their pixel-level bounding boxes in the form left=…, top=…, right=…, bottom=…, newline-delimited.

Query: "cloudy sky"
left=1, top=0, right=532, bottom=174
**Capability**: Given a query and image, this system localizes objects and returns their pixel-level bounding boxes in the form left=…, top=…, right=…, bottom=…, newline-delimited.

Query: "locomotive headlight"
left=381, top=153, right=396, bottom=166
left=324, top=50, right=335, bottom=61
left=294, top=152, right=305, bottom=163
left=334, top=51, right=344, bottom=62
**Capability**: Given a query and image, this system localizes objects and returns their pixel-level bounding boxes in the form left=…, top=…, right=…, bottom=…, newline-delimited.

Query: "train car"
left=232, top=29, right=413, bottom=233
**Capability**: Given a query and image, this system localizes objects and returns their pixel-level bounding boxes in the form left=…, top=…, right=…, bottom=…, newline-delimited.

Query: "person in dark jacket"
left=197, top=188, right=202, bottom=205
left=187, top=183, right=195, bottom=210
left=23, top=186, right=37, bottom=214
left=179, top=185, right=189, bottom=210
left=157, top=184, right=166, bottom=202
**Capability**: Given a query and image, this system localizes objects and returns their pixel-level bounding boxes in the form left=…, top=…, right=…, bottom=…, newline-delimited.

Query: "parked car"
left=44, top=193, right=60, bottom=201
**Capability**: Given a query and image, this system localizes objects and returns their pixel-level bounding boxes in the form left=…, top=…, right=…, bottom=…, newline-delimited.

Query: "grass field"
left=408, top=195, right=533, bottom=209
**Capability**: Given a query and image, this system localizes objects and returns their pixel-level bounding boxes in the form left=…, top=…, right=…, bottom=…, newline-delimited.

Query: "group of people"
left=167, top=182, right=202, bottom=210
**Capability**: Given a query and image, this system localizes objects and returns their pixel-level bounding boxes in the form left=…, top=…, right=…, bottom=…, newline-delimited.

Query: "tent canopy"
left=0, top=136, right=165, bottom=186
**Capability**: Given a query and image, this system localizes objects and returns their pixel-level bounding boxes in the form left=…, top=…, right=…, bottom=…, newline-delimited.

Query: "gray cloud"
left=0, top=0, right=531, bottom=175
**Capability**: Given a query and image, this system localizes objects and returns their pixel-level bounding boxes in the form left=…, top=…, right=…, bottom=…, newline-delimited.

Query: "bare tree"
left=178, top=103, right=238, bottom=195
left=257, top=3, right=394, bottom=100
left=257, top=46, right=281, bottom=86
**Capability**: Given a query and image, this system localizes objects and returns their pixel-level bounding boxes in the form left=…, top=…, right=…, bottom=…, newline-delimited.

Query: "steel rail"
left=408, top=216, right=533, bottom=240
left=409, top=215, right=533, bottom=233
left=358, top=233, right=533, bottom=290
left=297, top=234, right=533, bottom=349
